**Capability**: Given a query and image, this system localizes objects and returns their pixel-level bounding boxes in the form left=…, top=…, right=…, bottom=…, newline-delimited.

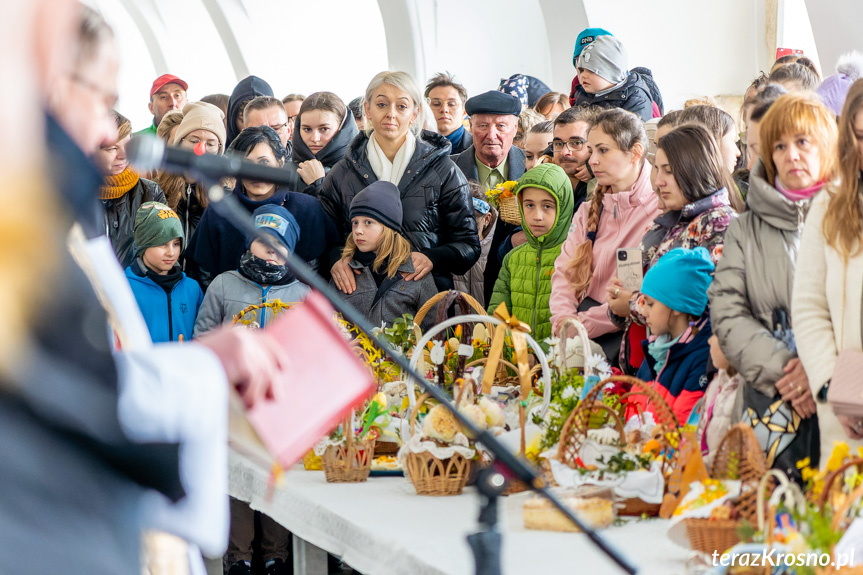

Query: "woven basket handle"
left=408, top=392, right=433, bottom=437
left=756, top=469, right=806, bottom=531
left=817, top=457, right=863, bottom=510
left=344, top=412, right=354, bottom=454
left=557, top=317, right=595, bottom=376
left=831, top=483, right=863, bottom=531
left=589, top=401, right=626, bottom=444
left=413, top=290, right=489, bottom=327
left=556, top=400, right=625, bottom=465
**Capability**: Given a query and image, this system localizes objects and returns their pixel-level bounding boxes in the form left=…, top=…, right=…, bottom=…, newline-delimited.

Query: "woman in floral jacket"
left=607, top=124, right=738, bottom=372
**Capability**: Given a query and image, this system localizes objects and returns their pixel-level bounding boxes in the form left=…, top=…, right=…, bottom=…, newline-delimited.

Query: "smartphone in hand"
left=616, top=248, right=644, bottom=292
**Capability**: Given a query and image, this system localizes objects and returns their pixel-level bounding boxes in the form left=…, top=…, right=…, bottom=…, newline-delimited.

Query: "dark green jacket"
left=487, top=164, right=575, bottom=341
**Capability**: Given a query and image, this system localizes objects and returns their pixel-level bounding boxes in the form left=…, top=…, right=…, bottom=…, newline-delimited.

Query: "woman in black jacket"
left=320, top=71, right=480, bottom=293
left=286, top=91, right=358, bottom=196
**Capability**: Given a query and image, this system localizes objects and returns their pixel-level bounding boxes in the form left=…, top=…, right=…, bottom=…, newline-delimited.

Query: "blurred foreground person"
left=0, top=3, right=287, bottom=574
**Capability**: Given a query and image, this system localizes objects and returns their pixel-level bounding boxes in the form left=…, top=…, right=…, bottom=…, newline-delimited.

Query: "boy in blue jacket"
left=125, top=201, right=203, bottom=342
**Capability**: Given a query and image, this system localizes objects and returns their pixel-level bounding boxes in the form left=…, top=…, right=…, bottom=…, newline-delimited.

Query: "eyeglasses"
left=183, top=137, right=220, bottom=154
left=71, top=73, right=119, bottom=110
left=269, top=122, right=289, bottom=134
left=552, top=138, right=587, bottom=152
left=286, top=115, right=298, bottom=124
left=426, top=98, right=461, bottom=110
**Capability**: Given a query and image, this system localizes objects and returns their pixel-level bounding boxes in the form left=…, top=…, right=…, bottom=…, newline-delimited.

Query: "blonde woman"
left=793, top=80, right=863, bottom=455
left=320, top=71, right=479, bottom=293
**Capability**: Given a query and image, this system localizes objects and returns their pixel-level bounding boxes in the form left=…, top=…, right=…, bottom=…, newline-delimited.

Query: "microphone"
left=126, top=134, right=297, bottom=187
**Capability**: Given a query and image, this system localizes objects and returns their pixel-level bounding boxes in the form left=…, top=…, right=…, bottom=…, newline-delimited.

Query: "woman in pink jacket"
left=550, top=107, right=660, bottom=362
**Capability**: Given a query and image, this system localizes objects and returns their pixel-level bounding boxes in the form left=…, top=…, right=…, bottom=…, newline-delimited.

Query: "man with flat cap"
left=453, top=90, right=526, bottom=307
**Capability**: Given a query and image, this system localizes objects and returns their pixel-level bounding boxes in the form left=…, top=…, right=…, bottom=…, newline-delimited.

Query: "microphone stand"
left=188, top=173, right=638, bottom=575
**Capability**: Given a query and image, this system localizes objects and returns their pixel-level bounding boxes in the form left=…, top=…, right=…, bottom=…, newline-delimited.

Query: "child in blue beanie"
left=193, top=204, right=309, bottom=335
left=634, top=247, right=715, bottom=423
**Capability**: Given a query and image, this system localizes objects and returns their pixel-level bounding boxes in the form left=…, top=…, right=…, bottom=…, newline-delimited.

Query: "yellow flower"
left=372, top=392, right=387, bottom=411
left=525, top=432, right=542, bottom=462
left=827, top=441, right=850, bottom=472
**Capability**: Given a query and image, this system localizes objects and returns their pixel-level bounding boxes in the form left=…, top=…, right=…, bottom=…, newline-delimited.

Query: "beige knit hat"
left=172, top=101, right=226, bottom=152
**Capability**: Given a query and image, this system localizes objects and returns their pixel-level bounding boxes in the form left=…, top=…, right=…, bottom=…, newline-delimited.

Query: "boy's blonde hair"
left=342, top=226, right=413, bottom=279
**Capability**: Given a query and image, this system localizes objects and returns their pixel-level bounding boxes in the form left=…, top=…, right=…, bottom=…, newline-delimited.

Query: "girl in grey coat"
left=333, top=181, right=437, bottom=329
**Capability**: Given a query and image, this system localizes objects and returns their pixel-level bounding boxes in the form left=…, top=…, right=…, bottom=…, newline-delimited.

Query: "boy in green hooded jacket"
left=487, top=163, right=575, bottom=342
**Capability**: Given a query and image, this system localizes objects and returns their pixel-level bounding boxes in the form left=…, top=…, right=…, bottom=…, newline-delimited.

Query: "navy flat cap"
left=465, top=90, right=522, bottom=117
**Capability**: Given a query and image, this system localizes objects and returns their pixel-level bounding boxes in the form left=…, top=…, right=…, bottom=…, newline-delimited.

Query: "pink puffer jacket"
left=549, top=160, right=659, bottom=337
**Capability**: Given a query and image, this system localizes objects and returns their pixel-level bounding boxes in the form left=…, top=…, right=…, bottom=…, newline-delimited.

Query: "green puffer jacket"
left=487, top=164, right=575, bottom=342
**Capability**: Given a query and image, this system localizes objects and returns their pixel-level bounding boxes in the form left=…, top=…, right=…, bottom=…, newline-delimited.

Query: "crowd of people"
left=6, top=2, right=863, bottom=574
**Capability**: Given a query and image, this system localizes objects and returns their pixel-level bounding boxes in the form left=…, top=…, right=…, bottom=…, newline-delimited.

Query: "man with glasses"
left=134, top=73, right=188, bottom=137
left=552, top=106, right=600, bottom=210
left=424, top=72, right=471, bottom=155
left=281, top=93, right=305, bottom=141
left=244, top=96, right=292, bottom=154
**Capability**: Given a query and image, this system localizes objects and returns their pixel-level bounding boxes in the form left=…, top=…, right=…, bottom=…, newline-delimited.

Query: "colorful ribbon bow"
left=482, top=303, right=532, bottom=399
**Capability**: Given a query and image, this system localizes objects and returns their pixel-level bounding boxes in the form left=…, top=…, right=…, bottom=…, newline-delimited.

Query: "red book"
left=229, top=291, right=376, bottom=469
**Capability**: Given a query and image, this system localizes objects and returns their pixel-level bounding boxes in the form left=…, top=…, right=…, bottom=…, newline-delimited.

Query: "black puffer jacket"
left=103, top=178, right=165, bottom=267
left=571, top=71, right=654, bottom=121
left=285, top=108, right=359, bottom=196
left=319, top=130, right=480, bottom=291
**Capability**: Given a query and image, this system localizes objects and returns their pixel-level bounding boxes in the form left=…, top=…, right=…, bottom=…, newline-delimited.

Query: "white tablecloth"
left=229, top=450, right=692, bottom=575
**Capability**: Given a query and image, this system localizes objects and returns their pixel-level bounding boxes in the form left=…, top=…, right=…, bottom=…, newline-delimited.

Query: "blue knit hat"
left=248, top=205, right=300, bottom=253
left=573, top=27, right=612, bottom=67
left=641, top=248, right=715, bottom=316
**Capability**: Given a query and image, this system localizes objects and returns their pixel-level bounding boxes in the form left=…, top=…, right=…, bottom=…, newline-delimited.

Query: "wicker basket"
left=403, top=393, right=472, bottom=496
left=373, top=440, right=400, bottom=456
left=815, top=459, right=863, bottom=575
left=322, top=416, right=375, bottom=483
left=557, top=375, right=679, bottom=517
left=683, top=519, right=742, bottom=555
left=497, top=194, right=521, bottom=225
left=683, top=425, right=770, bottom=555
left=817, top=457, right=863, bottom=508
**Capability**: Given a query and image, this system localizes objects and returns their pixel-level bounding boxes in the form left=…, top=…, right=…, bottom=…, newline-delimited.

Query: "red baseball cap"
left=150, top=74, right=188, bottom=98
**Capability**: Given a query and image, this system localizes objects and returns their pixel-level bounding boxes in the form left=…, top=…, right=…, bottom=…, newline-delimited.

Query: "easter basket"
left=683, top=424, right=770, bottom=555
left=406, top=303, right=552, bottom=495
left=486, top=181, right=521, bottom=225
left=321, top=414, right=375, bottom=483
left=814, top=458, right=863, bottom=575
left=556, top=375, right=681, bottom=517
left=401, top=391, right=474, bottom=496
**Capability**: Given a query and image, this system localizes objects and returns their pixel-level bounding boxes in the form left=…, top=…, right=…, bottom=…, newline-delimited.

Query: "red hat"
left=150, top=74, right=188, bottom=98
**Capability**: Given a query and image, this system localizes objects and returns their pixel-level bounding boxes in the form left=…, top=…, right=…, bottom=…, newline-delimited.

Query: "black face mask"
left=237, top=251, right=295, bottom=286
